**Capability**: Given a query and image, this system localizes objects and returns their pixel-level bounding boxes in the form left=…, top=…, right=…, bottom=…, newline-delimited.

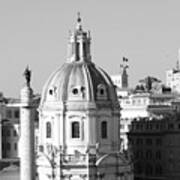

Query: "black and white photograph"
left=0, top=1, right=180, bottom=180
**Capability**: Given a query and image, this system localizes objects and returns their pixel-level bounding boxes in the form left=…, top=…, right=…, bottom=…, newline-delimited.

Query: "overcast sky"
left=1, top=0, right=180, bottom=97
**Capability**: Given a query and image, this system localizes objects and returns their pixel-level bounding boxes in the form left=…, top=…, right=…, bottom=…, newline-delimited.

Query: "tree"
left=139, top=76, right=161, bottom=92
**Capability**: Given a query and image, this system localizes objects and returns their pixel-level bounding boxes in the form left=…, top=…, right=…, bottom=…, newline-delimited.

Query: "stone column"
left=20, top=85, right=35, bottom=180
left=0, top=119, right=2, bottom=159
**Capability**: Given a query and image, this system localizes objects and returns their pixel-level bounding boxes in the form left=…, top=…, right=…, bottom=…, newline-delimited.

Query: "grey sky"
left=0, top=0, right=180, bottom=97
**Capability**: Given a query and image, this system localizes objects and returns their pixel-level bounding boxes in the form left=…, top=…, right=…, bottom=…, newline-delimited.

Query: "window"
left=168, top=124, right=174, bottom=130
left=72, top=122, right=80, bottom=138
left=97, top=84, right=107, bottom=100
left=128, top=125, right=131, bottom=130
left=14, top=143, right=17, bottom=150
left=146, top=138, right=152, bottom=146
left=2, top=143, right=5, bottom=150
left=156, top=124, right=160, bottom=130
left=136, top=124, right=140, bottom=130
left=13, top=130, right=17, bottom=137
left=7, top=129, right=10, bottom=137
left=146, top=164, right=153, bottom=175
left=101, top=121, right=107, bottom=139
left=14, top=110, right=19, bottom=118
left=6, top=110, right=12, bottom=118
left=136, top=164, right=143, bottom=174
left=83, top=42, right=86, bottom=58
left=49, top=89, right=53, bottom=95
left=156, top=138, right=162, bottom=146
left=2, top=129, right=5, bottom=137
left=46, top=122, right=51, bottom=138
left=156, top=151, right=161, bottom=160
left=120, top=124, right=125, bottom=129
left=100, top=89, right=104, bottom=95
left=146, top=150, right=153, bottom=159
left=72, top=88, right=78, bottom=95
left=39, top=145, right=44, bottom=152
left=155, top=165, right=162, bottom=175
left=7, top=143, right=11, bottom=151
left=135, top=151, right=143, bottom=159
left=136, top=138, right=143, bottom=145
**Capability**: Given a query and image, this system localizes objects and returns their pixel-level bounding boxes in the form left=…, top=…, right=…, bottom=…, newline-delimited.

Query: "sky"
left=0, top=0, right=180, bottom=97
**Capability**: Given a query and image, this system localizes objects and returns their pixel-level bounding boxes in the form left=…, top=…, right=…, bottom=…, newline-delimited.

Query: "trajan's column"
left=20, top=66, right=35, bottom=180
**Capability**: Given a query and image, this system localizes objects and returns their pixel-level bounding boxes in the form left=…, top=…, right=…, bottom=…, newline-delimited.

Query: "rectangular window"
left=146, top=138, right=152, bottom=146
left=128, top=125, right=131, bottom=130
left=2, top=129, right=5, bottom=137
left=72, top=121, right=80, bottom=138
left=6, top=110, right=12, bottom=118
left=7, top=143, right=11, bottom=151
left=168, top=124, right=174, bottom=129
left=120, top=124, right=125, bottom=129
left=101, top=121, right=107, bottom=139
left=13, top=130, right=17, bottom=137
left=14, top=110, right=19, bottom=118
left=39, top=145, right=44, bottom=152
left=46, top=122, right=52, bottom=138
left=156, top=151, right=161, bottom=160
left=156, top=138, right=162, bottom=146
left=7, top=129, right=11, bottom=137
left=14, top=143, right=17, bottom=150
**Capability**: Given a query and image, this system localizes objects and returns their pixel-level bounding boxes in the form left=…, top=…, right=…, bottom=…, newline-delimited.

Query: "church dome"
left=40, top=15, right=119, bottom=108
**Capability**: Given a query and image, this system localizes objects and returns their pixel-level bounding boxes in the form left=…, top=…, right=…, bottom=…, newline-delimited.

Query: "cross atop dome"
left=77, top=12, right=81, bottom=23
left=76, top=12, right=82, bottom=31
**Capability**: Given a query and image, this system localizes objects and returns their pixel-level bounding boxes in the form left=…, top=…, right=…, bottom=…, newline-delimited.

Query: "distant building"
left=128, top=114, right=180, bottom=180
left=111, top=57, right=129, bottom=89
left=166, top=50, right=180, bottom=93
left=119, top=90, right=176, bottom=151
left=0, top=93, right=40, bottom=159
left=0, top=95, right=20, bottom=159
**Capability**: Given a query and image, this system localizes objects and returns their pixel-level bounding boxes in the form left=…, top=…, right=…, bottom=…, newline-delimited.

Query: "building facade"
left=166, top=50, right=180, bottom=93
left=0, top=92, right=40, bottom=160
left=128, top=115, right=180, bottom=180
left=36, top=15, right=133, bottom=180
left=0, top=95, right=20, bottom=159
left=118, top=91, right=176, bottom=151
left=111, top=57, right=129, bottom=89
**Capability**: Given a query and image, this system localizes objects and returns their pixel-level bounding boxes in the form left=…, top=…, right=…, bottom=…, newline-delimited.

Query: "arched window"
left=101, top=121, right=107, bottom=139
left=72, top=122, right=80, bottom=138
left=46, top=122, right=51, bottom=138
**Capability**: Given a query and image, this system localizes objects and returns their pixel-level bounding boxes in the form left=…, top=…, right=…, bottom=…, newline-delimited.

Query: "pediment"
left=96, top=153, right=128, bottom=166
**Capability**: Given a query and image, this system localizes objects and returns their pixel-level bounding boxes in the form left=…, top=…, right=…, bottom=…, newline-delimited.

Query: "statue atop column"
left=23, top=66, right=31, bottom=86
